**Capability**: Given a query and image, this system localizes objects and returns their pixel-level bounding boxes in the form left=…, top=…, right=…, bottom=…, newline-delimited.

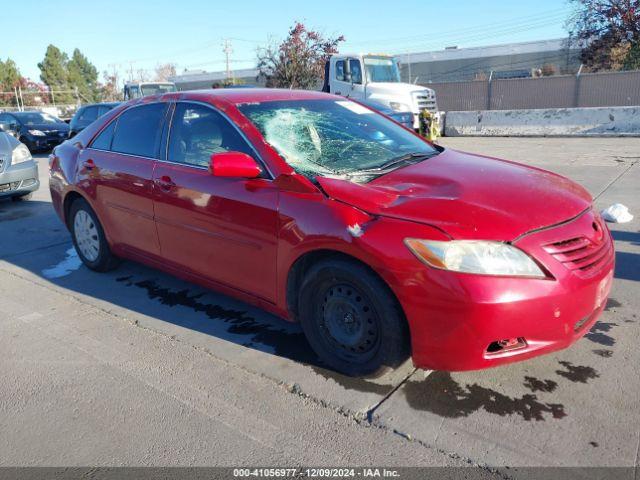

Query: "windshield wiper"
left=349, top=152, right=436, bottom=176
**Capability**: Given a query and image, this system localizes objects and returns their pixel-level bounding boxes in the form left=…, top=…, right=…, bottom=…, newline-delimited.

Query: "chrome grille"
left=543, top=232, right=613, bottom=276
left=412, top=91, right=438, bottom=112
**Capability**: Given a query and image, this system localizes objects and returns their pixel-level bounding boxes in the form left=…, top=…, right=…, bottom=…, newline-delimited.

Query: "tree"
left=154, top=63, right=177, bottom=82
left=568, top=0, right=640, bottom=71
left=68, top=49, right=99, bottom=102
left=623, top=40, right=640, bottom=68
left=257, top=22, right=344, bottom=89
left=0, top=58, right=23, bottom=106
left=100, top=69, right=121, bottom=102
left=38, top=45, right=73, bottom=103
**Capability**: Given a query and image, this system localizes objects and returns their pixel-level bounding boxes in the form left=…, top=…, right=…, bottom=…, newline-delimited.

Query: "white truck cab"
left=322, top=54, right=437, bottom=129
left=123, top=82, right=177, bottom=101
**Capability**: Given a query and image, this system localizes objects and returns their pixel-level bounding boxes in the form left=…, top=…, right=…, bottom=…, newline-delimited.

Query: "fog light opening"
left=574, top=316, right=590, bottom=332
left=486, top=337, right=527, bottom=355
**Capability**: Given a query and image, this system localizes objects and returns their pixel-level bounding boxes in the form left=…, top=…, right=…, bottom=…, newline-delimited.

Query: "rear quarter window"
left=90, top=121, right=116, bottom=150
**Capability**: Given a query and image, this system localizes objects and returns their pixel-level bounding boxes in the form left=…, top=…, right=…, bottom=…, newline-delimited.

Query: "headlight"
left=404, top=239, right=546, bottom=278
left=12, top=144, right=32, bottom=165
left=28, top=129, right=46, bottom=136
left=389, top=102, right=411, bottom=112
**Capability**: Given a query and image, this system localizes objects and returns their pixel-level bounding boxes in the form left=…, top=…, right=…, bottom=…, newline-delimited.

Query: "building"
left=396, top=38, right=582, bottom=83
left=169, top=38, right=583, bottom=90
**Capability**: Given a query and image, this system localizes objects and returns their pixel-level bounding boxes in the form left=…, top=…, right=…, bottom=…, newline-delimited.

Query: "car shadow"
left=609, top=229, right=640, bottom=282
left=3, top=201, right=639, bottom=397
left=0, top=198, right=323, bottom=361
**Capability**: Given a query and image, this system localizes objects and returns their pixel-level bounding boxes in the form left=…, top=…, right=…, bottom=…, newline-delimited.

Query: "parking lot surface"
left=0, top=138, right=638, bottom=476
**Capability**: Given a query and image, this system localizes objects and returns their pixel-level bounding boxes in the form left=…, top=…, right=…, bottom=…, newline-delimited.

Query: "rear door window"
left=111, top=103, right=166, bottom=158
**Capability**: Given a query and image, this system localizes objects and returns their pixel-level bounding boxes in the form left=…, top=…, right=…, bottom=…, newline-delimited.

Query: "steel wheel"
left=317, top=283, right=381, bottom=363
left=298, top=258, right=410, bottom=378
left=73, top=209, right=100, bottom=262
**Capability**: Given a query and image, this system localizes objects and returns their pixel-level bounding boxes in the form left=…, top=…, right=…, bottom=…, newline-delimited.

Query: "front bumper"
left=0, top=160, right=40, bottom=197
left=397, top=210, right=615, bottom=371
left=22, top=134, right=67, bottom=152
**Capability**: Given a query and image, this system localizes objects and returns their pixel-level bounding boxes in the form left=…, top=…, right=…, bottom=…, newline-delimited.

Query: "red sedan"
left=49, top=89, right=614, bottom=377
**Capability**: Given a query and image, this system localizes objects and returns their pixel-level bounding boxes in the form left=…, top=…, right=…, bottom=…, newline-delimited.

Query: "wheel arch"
left=62, top=190, right=88, bottom=229
left=285, top=248, right=407, bottom=326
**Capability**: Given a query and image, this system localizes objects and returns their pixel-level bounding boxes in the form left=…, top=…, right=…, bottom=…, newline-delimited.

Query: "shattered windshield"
left=237, top=99, right=437, bottom=178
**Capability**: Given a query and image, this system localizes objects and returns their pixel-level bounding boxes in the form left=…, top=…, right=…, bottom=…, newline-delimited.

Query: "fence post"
left=18, top=86, right=25, bottom=111
left=486, top=71, right=493, bottom=110
left=573, top=64, right=583, bottom=108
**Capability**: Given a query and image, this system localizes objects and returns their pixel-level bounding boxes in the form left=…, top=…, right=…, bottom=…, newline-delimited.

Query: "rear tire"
left=69, top=198, right=119, bottom=272
left=298, top=258, right=410, bottom=378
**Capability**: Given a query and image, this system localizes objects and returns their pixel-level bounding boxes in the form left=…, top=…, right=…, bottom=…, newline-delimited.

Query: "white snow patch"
left=42, top=247, right=82, bottom=279
left=601, top=204, right=633, bottom=223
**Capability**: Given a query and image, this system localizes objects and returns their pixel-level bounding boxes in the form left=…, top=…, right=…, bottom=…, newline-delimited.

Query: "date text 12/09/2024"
left=233, top=468, right=400, bottom=478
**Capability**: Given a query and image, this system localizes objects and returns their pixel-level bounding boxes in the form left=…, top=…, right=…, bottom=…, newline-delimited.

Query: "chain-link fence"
left=426, top=70, right=640, bottom=112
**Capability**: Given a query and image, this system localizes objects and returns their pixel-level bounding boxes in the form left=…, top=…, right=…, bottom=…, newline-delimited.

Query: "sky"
left=2, top=0, right=574, bottom=83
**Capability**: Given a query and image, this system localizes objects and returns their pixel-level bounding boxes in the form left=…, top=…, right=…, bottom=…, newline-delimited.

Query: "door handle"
left=82, top=159, right=95, bottom=170
left=155, top=175, right=176, bottom=191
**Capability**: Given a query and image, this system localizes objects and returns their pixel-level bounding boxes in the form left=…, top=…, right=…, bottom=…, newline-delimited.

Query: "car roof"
left=179, top=88, right=335, bottom=104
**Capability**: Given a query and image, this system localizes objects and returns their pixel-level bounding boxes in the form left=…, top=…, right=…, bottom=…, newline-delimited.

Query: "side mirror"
left=0, top=122, right=12, bottom=132
left=209, top=151, right=261, bottom=178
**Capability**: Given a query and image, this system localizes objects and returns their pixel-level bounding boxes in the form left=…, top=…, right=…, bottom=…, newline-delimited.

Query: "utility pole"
left=222, top=39, right=233, bottom=83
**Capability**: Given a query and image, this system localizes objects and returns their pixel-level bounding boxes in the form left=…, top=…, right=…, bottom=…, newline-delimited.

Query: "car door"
left=332, top=59, right=352, bottom=96
left=152, top=101, right=279, bottom=302
left=77, top=102, right=167, bottom=257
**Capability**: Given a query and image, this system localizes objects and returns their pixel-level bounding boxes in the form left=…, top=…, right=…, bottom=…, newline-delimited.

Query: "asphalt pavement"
left=0, top=137, right=638, bottom=478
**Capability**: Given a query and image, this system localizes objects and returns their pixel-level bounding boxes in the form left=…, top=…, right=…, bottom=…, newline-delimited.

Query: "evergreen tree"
left=38, top=45, right=73, bottom=103
left=0, top=58, right=22, bottom=106
left=68, top=49, right=99, bottom=102
left=623, top=42, right=640, bottom=70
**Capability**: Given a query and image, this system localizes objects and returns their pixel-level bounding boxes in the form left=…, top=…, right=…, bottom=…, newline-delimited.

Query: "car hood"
left=0, top=132, right=19, bottom=156
left=24, top=123, right=69, bottom=132
left=316, top=149, right=592, bottom=241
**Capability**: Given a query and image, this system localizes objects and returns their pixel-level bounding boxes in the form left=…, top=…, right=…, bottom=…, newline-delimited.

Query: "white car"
left=0, top=131, right=39, bottom=201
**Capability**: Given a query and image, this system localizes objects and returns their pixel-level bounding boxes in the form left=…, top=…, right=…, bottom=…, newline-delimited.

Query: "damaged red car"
left=49, top=89, right=615, bottom=377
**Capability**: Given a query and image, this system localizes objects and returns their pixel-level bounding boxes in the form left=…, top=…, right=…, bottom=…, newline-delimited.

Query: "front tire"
left=298, top=258, right=410, bottom=378
left=69, top=198, right=119, bottom=272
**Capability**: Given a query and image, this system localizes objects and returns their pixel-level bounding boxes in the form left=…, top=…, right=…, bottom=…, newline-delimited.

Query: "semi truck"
left=322, top=54, right=438, bottom=129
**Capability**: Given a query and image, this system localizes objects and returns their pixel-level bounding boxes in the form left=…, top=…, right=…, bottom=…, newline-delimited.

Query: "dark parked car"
left=69, top=102, right=120, bottom=138
left=0, top=111, right=69, bottom=152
